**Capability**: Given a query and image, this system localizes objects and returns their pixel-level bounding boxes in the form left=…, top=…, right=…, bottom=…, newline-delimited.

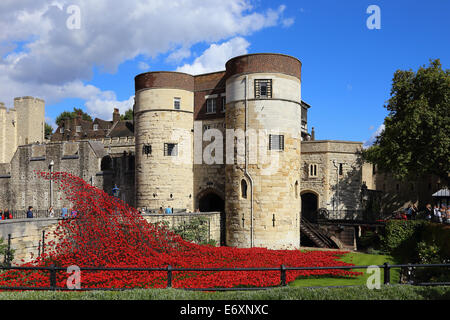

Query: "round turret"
left=134, top=72, right=195, bottom=211
left=224, top=53, right=302, bottom=249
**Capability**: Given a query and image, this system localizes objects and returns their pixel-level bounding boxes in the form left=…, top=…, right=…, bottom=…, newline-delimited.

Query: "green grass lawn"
left=290, top=251, right=401, bottom=287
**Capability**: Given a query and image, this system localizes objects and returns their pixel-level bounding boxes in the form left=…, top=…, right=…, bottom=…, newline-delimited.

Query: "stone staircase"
left=300, top=216, right=338, bottom=249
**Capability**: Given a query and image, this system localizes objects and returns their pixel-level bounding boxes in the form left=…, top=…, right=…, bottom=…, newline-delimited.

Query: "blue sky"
left=1, top=0, right=449, bottom=145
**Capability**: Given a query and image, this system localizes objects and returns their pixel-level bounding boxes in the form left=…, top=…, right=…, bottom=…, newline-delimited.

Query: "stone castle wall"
left=0, top=141, right=108, bottom=211
left=301, top=141, right=364, bottom=216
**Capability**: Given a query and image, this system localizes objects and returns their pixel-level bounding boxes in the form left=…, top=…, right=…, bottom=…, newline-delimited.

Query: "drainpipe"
left=244, top=75, right=254, bottom=248
left=332, top=160, right=339, bottom=218
left=49, top=160, right=54, bottom=207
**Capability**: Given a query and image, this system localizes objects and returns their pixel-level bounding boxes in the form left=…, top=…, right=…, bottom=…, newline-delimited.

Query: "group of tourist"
left=424, top=204, right=450, bottom=224
left=0, top=208, right=12, bottom=220
left=396, top=203, right=450, bottom=224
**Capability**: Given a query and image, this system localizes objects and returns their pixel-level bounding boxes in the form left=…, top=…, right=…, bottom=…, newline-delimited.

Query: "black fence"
left=0, top=209, right=59, bottom=220
left=0, top=263, right=448, bottom=291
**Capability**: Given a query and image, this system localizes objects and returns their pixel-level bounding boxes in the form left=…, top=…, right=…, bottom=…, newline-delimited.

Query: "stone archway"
left=301, top=191, right=319, bottom=222
left=197, top=190, right=225, bottom=245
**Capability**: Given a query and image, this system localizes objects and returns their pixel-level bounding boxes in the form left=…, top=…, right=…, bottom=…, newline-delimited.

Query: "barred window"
left=255, top=79, right=272, bottom=98
left=339, top=163, right=343, bottom=176
left=164, top=143, right=178, bottom=156
left=268, top=134, right=284, bottom=151
left=93, top=124, right=98, bottom=131
left=206, top=99, right=216, bottom=113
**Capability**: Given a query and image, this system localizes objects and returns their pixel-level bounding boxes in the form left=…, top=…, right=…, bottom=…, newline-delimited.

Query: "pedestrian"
left=425, top=204, right=433, bottom=220
left=48, top=206, right=55, bottom=217
left=61, top=207, right=69, bottom=219
left=165, top=206, right=172, bottom=214
left=3, top=208, right=10, bottom=220
left=71, top=208, right=77, bottom=218
left=405, top=205, right=413, bottom=220
left=26, top=206, right=33, bottom=218
left=158, top=206, right=164, bottom=214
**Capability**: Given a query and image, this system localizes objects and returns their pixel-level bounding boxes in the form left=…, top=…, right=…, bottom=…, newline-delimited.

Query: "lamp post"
left=49, top=160, right=54, bottom=207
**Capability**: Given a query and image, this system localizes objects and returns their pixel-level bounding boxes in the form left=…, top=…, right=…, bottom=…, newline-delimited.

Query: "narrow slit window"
left=241, top=179, right=248, bottom=199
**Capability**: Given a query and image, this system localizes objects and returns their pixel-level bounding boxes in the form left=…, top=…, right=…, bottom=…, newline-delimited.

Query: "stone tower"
left=134, top=72, right=195, bottom=211
left=0, top=96, right=45, bottom=164
left=224, top=53, right=302, bottom=249
left=15, top=96, right=45, bottom=146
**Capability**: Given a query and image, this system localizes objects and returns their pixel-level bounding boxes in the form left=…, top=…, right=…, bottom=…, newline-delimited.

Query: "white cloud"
left=176, top=37, right=250, bottom=75
left=85, top=95, right=134, bottom=121
left=363, top=124, right=385, bottom=148
left=282, top=17, right=295, bottom=28
left=0, top=1, right=289, bottom=117
left=138, top=61, right=150, bottom=71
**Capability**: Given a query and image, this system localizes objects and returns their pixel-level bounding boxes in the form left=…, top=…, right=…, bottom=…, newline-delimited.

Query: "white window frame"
left=309, top=163, right=318, bottom=178
left=206, top=98, right=217, bottom=114
left=93, top=124, right=99, bottom=131
left=76, top=126, right=81, bottom=133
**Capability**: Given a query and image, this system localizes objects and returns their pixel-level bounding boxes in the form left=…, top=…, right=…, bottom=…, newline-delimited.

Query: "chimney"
left=113, top=108, right=120, bottom=123
left=311, top=127, right=315, bottom=141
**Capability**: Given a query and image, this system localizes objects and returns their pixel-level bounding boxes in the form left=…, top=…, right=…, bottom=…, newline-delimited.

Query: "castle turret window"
left=255, top=79, right=272, bottom=98
left=268, top=134, right=284, bottom=151
left=174, top=97, right=181, bottom=110
left=164, top=143, right=178, bottom=156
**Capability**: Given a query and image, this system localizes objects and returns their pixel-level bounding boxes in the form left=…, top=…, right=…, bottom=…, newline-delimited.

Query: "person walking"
left=61, top=207, right=69, bottom=219
left=3, top=208, right=10, bottom=220
left=165, top=206, right=172, bottom=214
left=26, top=206, right=34, bottom=218
left=158, top=206, right=164, bottom=214
left=425, top=204, right=433, bottom=220
left=48, top=206, right=55, bottom=218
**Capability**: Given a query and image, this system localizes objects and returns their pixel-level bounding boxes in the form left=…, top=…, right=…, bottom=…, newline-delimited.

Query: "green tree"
left=120, top=108, right=133, bottom=120
left=44, top=123, right=53, bottom=138
left=363, top=59, right=450, bottom=186
left=55, top=107, right=93, bottom=126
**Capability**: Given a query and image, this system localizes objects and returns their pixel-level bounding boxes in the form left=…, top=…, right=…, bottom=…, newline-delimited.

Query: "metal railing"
left=0, top=263, right=448, bottom=291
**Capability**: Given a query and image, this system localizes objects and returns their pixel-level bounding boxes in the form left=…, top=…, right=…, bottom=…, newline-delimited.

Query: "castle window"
left=255, top=79, right=272, bottom=98
left=164, top=143, right=178, bottom=156
left=76, top=126, right=81, bottom=133
left=93, top=124, right=98, bottom=131
left=309, top=164, right=318, bottom=178
left=268, top=134, right=284, bottom=151
left=241, top=179, right=248, bottom=199
left=206, top=99, right=216, bottom=114
left=372, top=164, right=376, bottom=175
left=295, top=181, right=299, bottom=198
left=174, top=97, right=181, bottom=110
left=60, top=127, right=64, bottom=134
left=221, top=96, right=226, bottom=112
left=339, top=163, right=343, bottom=176
left=143, top=144, right=151, bottom=155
